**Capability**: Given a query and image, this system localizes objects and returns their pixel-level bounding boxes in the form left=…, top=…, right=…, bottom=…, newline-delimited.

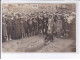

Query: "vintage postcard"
left=2, top=3, right=76, bottom=52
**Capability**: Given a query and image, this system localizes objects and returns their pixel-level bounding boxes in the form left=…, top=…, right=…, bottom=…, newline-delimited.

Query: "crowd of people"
left=2, top=11, right=76, bottom=42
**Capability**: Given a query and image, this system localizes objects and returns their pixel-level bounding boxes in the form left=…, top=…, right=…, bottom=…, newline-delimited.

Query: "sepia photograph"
left=2, top=3, right=76, bottom=52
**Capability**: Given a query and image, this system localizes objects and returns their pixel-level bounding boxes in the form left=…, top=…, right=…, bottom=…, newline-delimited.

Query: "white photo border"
left=1, top=0, right=80, bottom=59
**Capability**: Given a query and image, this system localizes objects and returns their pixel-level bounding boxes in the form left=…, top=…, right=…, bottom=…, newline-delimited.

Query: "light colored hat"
left=71, top=12, right=76, bottom=16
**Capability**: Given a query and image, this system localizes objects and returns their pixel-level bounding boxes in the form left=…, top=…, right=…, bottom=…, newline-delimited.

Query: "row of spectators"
left=2, top=11, right=76, bottom=42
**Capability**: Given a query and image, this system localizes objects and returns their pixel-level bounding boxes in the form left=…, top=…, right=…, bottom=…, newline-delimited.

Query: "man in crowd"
left=2, top=11, right=76, bottom=42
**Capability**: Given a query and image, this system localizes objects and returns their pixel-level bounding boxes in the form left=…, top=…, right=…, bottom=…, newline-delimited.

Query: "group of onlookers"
left=2, top=11, right=76, bottom=42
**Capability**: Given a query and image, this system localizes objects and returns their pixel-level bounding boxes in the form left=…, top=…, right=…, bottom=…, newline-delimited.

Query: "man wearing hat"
left=19, top=17, right=25, bottom=38
left=5, top=14, right=13, bottom=41
left=2, top=17, right=8, bottom=42
left=11, top=14, right=21, bottom=39
left=56, top=16, right=62, bottom=38
left=32, top=16, right=38, bottom=36
left=38, top=15, right=44, bottom=34
left=43, top=13, right=48, bottom=35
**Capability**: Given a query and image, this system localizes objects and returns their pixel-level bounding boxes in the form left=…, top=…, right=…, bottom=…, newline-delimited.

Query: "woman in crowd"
left=2, top=11, right=76, bottom=42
